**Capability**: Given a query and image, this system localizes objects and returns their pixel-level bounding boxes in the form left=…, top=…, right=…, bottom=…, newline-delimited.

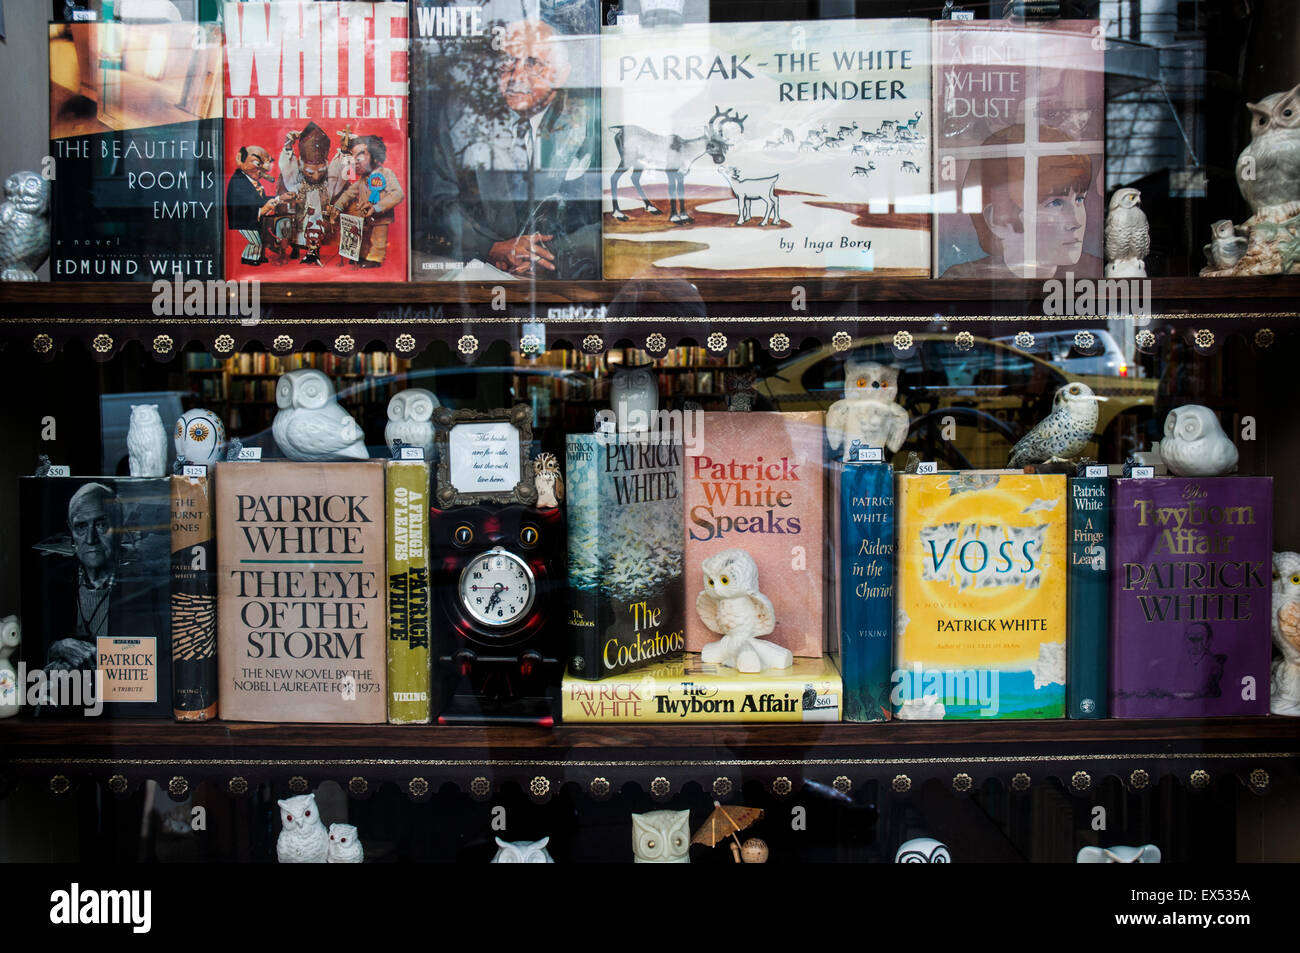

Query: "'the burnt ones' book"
left=171, top=473, right=218, bottom=721
left=49, top=21, right=224, bottom=281
left=410, top=0, right=602, bottom=281
left=216, top=462, right=388, bottom=723
left=20, top=477, right=173, bottom=717
left=1110, top=477, right=1272, bottom=718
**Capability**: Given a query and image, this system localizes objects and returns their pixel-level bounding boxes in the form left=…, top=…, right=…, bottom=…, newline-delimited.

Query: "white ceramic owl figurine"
left=273, top=369, right=369, bottom=461
left=610, top=364, right=658, bottom=433
left=696, top=548, right=791, bottom=673
left=1077, top=844, right=1161, bottom=863
left=1158, top=405, right=1238, bottom=477
left=1236, top=83, right=1300, bottom=216
left=174, top=408, right=226, bottom=467
left=384, top=388, right=439, bottom=461
left=0, top=171, right=50, bottom=281
left=1270, top=552, right=1300, bottom=716
left=127, top=404, right=168, bottom=477
left=276, top=793, right=329, bottom=863
left=895, top=837, right=951, bottom=863
left=0, top=615, right=21, bottom=719
left=492, top=836, right=554, bottom=863
left=826, top=360, right=909, bottom=461
left=632, top=811, right=691, bottom=863
left=326, top=823, right=364, bottom=863
left=533, top=452, right=564, bottom=509
left=1007, top=382, right=1099, bottom=468
left=1103, top=187, right=1149, bottom=278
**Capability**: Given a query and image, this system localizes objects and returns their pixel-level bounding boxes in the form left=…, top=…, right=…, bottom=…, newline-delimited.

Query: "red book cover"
left=684, top=411, right=826, bottom=659
left=223, top=1, right=409, bottom=281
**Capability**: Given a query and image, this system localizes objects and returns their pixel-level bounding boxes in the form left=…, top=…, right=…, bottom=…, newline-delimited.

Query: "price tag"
left=182, top=464, right=208, bottom=478
left=952, top=9, right=975, bottom=19
left=916, top=461, right=938, bottom=475
left=599, top=418, right=616, bottom=434
left=1130, top=466, right=1154, bottom=479
left=46, top=465, right=70, bottom=477
left=236, top=447, right=263, bottom=461
left=617, top=13, right=640, bottom=28
left=399, top=446, right=424, bottom=460
left=857, top=447, right=884, bottom=463
left=1085, top=465, right=1107, bottom=478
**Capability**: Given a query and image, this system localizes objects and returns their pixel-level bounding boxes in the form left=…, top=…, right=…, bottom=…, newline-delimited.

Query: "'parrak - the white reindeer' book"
left=601, top=18, right=931, bottom=279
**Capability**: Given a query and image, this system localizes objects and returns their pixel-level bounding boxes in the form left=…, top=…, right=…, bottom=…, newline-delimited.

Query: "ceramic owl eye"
left=174, top=408, right=227, bottom=466
left=327, top=822, right=364, bottom=863
left=1270, top=551, right=1300, bottom=715
left=632, top=810, right=691, bottom=863
left=1158, top=405, right=1238, bottom=477
left=492, top=836, right=555, bottom=863
left=384, top=387, right=439, bottom=461
left=1076, top=844, right=1161, bottom=863
left=895, top=837, right=951, bottom=863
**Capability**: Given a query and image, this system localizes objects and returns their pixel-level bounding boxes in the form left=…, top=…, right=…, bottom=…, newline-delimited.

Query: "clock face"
left=459, top=546, right=536, bottom=629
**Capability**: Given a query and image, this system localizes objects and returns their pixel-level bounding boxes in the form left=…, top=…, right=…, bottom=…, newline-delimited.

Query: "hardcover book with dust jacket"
left=171, top=473, right=218, bottom=721
left=386, top=460, right=431, bottom=723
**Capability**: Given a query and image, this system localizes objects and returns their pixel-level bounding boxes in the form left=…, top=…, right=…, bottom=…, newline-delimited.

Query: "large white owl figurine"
left=1103, top=187, right=1149, bottom=278
left=492, top=836, right=555, bottom=863
left=1158, top=405, right=1238, bottom=477
left=174, top=408, right=226, bottom=467
left=1236, top=83, right=1300, bottom=217
left=273, top=369, right=369, bottom=461
left=0, top=171, right=50, bottom=281
left=632, top=811, right=691, bottom=863
left=1077, top=844, right=1161, bottom=863
left=127, top=404, right=168, bottom=476
left=1007, top=382, right=1099, bottom=469
left=826, top=361, right=910, bottom=462
left=1270, top=552, right=1300, bottom=716
left=384, top=388, right=439, bottom=461
left=0, top=615, right=21, bottom=719
left=327, top=823, right=364, bottom=863
left=696, top=548, right=791, bottom=673
left=276, top=793, right=329, bottom=863
left=610, top=364, right=658, bottom=433
left=895, top=837, right=951, bottom=863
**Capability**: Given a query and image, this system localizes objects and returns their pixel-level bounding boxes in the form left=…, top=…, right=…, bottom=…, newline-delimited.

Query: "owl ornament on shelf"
left=895, top=837, right=951, bottom=863
left=1270, top=552, right=1300, bottom=716
left=127, top=404, right=168, bottom=477
left=0, top=615, right=20, bottom=719
left=696, top=548, right=792, bottom=673
left=385, top=388, right=439, bottom=462
left=1007, top=382, right=1100, bottom=470
left=1076, top=845, right=1161, bottom=863
left=533, top=452, right=564, bottom=509
left=1158, top=405, right=1238, bottom=477
left=327, top=823, right=364, bottom=863
left=174, top=408, right=226, bottom=469
left=825, top=360, right=909, bottom=462
left=1203, top=219, right=1248, bottom=272
left=273, top=369, right=369, bottom=461
left=492, top=837, right=555, bottom=863
left=1103, top=187, right=1149, bottom=278
left=0, top=171, right=50, bottom=281
left=276, top=793, right=329, bottom=863
left=632, top=810, right=691, bottom=863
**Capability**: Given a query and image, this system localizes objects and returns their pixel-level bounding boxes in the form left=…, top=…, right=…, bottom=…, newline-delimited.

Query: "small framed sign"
left=434, top=404, right=537, bottom=508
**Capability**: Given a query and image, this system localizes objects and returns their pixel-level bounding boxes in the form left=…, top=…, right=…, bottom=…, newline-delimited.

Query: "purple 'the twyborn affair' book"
left=1110, top=477, right=1273, bottom=717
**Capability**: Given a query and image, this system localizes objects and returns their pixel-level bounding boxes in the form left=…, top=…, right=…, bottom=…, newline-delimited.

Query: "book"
left=601, top=18, right=931, bottom=279
left=19, top=477, right=173, bottom=717
left=215, top=461, right=388, bottom=723
left=171, top=473, right=218, bottom=721
left=410, top=0, right=602, bottom=280
left=48, top=21, right=224, bottom=281
left=1109, top=477, right=1272, bottom=718
left=566, top=432, right=685, bottom=679
left=893, top=472, right=1068, bottom=719
left=932, top=19, right=1104, bottom=279
left=1066, top=475, right=1109, bottom=718
left=223, top=1, right=409, bottom=281
left=386, top=460, right=431, bottom=723
left=684, top=411, right=826, bottom=659
left=561, top=652, right=841, bottom=723
left=832, top=461, right=895, bottom=722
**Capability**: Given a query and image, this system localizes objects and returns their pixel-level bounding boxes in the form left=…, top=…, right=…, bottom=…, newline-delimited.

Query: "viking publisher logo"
left=49, top=883, right=151, bottom=934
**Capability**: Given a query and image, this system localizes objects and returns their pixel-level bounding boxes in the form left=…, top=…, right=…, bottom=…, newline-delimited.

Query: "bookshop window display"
left=0, top=0, right=1296, bottom=865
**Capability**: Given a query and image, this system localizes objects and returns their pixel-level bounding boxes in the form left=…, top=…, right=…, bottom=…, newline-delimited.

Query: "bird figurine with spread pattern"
left=1104, top=187, right=1149, bottom=278
left=1007, top=382, right=1100, bottom=469
left=1203, top=219, right=1248, bottom=271
left=1270, top=551, right=1300, bottom=716
left=696, top=548, right=791, bottom=673
left=174, top=408, right=226, bottom=468
left=273, top=369, right=369, bottom=461
left=1158, top=405, right=1238, bottom=477
left=0, top=171, right=50, bottom=281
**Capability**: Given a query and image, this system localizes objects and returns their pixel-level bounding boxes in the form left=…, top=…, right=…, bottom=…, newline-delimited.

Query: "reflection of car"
left=754, top=334, right=1156, bottom=470
left=993, top=328, right=1131, bottom=377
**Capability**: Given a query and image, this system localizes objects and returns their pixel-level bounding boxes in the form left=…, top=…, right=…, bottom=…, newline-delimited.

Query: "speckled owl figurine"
left=327, top=823, right=364, bottom=863
left=632, top=811, right=691, bottom=863
left=384, top=388, right=439, bottom=461
left=1104, top=187, right=1149, bottom=278
left=1270, top=552, right=1300, bottom=716
left=492, top=837, right=555, bottom=863
left=1158, top=405, right=1238, bottom=477
left=533, top=452, right=564, bottom=509
left=826, top=360, right=909, bottom=461
left=174, top=408, right=226, bottom=468
left=0, top=171, right=50, bottom=281
left=127, top=404, right=168, bottom=477
left=276, top=793, right=329, bottom=863
left=273, top=369, right=369, bottom=461
left=0, top=615, right=21, bottom=719
left=1007, top=382, right=1099, bottom=469
left=696, top=548, right=791, bottom=673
